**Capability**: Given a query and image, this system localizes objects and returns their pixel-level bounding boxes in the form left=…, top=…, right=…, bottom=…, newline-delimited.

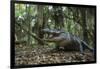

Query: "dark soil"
left=15, top=44, right=94, bottom=66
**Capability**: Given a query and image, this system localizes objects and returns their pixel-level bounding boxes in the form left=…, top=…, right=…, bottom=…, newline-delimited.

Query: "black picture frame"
left=10, top=0, right=96, bottom=69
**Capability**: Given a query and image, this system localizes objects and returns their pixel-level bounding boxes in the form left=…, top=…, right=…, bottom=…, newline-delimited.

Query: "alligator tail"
left=81, top=40, right=94, bottom=53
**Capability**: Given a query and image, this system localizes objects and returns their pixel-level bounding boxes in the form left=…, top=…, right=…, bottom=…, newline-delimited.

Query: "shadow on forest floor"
left=15, top=44, right=94, bottom=66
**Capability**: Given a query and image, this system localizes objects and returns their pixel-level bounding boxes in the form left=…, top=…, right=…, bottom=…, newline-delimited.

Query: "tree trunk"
left=27, top=5, right=31, bottom=46
left=36, top=5, right=44, bottom=44
left=81, top=8, right=88, bottom=43
left=53, top=6, right=64, bottom=29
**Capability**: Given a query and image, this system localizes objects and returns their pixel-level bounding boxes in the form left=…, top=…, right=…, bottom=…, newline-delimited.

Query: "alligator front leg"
left=79, top=43, right=84, bottom=54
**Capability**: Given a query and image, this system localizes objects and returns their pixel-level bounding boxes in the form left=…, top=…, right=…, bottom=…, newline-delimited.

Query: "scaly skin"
left=42, top=28, right=93, bottom=54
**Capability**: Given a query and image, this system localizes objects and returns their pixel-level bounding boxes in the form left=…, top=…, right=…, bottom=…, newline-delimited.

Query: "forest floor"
left=15, top=44, right=95, bottom=66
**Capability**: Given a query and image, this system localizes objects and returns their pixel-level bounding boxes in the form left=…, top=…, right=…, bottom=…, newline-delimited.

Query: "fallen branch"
left=15, top=23, right=45, bottom=44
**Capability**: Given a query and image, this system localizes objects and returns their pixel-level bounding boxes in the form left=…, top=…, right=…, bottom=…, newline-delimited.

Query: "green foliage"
left=15, top=4, right=95, bottom=48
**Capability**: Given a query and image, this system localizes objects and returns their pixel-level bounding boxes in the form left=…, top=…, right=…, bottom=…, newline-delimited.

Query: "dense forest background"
left=15, top=3, right=95, bottom=65
left=15, top=4, right=95, bottom=47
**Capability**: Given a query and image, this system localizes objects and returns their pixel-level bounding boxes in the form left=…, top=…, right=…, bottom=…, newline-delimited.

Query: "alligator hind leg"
left=77, top=40, right=84, bottom=54
left=79, top=44, right=84, bottom=54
